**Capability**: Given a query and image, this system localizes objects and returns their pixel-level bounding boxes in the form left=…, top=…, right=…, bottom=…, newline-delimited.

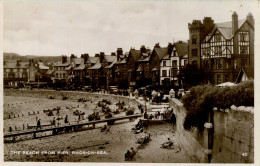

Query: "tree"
left=182, top=64, right=205, bottom=89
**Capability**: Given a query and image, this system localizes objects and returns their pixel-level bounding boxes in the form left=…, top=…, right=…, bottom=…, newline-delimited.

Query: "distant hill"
left=3, top=53, right=62, bottom=64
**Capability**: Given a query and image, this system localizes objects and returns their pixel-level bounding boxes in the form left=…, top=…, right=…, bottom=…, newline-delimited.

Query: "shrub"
left=182, top=80, right=254, bottom=131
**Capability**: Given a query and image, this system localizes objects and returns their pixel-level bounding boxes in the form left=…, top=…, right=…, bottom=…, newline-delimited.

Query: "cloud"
left=3, top=0, right=258, bottom=56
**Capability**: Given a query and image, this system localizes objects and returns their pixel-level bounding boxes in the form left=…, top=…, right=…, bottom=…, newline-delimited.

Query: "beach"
left=4, top=89, right=190, bottom=162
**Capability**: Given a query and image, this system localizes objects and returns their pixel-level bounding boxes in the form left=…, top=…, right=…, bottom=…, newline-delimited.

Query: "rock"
left=230, top=105, right=237, bottom=110
left=237, top=106, right=246, bottom=111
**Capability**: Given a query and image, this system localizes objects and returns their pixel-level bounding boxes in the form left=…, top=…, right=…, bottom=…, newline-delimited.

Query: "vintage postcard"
left=1, top=0, right=259, bottom=165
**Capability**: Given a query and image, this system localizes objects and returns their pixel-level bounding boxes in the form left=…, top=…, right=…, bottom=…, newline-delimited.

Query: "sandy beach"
left=4, top=89, right=190, bottom=162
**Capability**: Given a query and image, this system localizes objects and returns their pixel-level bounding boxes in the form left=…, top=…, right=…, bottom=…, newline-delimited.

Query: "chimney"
left=100, top=52, right=105, bottom=63
left=116, top=48, right=123, bottom=56
left=95, top=53, right=100, bottom=57
left=154, top=43, right=160, bottom=48
left=16, top=59, right=21, bottom=66
left=70, top=54, right=76, bottom=61
left=140, top=45, right=146, bottom=54
left=246, top=13, right=254, bottom=27
left=62, top=55, right=67, bottom=64
left=81, top=54, right=89, bottom=63
left=203, top=17, right=214, bottom=34
left=232, top=12, right=238, bottom=35
left=111, top=52, right=116, bottom=56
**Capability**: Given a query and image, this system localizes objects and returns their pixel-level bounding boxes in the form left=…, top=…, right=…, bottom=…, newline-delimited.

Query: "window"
left=215, top=34, right=221, bottom=42
left=162, top=70, right=167, bottom=77
left=192, top=36, right=197, bottom=44
left=216, top=60, right=222, bottom=69
left=172, top=60, right=177, bottom=68
left=240, top=33, right=249, bottom=42
left=203, top=48, right=210, bottom=56
left=192, top=49, right=198, bottom=57
left=63, top=73, right=66, bottom=78
left=163, top=61, right=166, bottom=67
left=240, top=46, right=248, bottom=54
left=215, top=46, right=222, bottom=55
left=169, top=70, right=171, bottom=77
left=173, top=50, right=177, bottom=56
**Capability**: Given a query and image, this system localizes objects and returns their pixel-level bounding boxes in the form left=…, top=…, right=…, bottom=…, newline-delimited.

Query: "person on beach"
left=149, top=114, right=154, bottom=120
left=161, top=138, right=173, bottom=149
left=144, top=111, right=148, bottom=119
left=125, top=150, right=131, bottom=161
left=64, top=115, right=69, bottom=124
left=36, top=119, right=41, bottom=130
left=52, top=117, right=56, bottom=126
left=129, top=147, right=136, bottom=159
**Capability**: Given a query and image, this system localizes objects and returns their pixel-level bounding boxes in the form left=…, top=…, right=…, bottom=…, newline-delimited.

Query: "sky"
left=3, top=0, right=259, bottom=57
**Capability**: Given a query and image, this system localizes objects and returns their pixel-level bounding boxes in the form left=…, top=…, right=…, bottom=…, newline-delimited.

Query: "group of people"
left=36, top=115, right=69, bottom=130
left=143, top=110, right=165, bottom=120
left=132, top=119, right=143, bottom=134
left=161, top=138, right=174, bottom=149
left=125, top=147, right=136, bottom=161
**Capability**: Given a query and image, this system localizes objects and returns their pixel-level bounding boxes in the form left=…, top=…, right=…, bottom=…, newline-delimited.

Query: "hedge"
left=181, top=80, right=254, bottom=131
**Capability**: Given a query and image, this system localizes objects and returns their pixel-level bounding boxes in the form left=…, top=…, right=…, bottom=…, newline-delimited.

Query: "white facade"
left=160, top=55, right=172, bottom=85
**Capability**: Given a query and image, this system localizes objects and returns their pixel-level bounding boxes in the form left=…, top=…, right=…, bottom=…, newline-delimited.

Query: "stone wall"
left=169, top=98, right=254, bottom=163
left=170, top=98, right=209, bottom=163
left=211, top=107, right=254, bottom=163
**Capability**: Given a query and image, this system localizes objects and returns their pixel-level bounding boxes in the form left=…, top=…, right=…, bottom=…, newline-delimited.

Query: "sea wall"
left=169, top=98, right=254, bottom=163
left=169, top=98, right=209, bottom=163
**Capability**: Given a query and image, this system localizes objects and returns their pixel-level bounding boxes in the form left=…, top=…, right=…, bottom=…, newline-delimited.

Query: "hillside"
left=3, top=53, right=62, bottom=63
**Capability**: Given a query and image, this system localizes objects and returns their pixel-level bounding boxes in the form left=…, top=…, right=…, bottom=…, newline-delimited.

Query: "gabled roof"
left=4, top=62, right=29, bottom=68
left=72, top=58, right=84, bottom=65
left=46, top=69, right=55, bottom=75
left=37, top=62, right=49, bottom=70
left=137, top=55, right=151, bottom=62
left=54, top=61, right=70, bottom=67
left=204, top=19, right=247, bottom=42
left=162, top=54, right=170, bottom=60
left=136, top=65, right=143, bottom=72
left=152, top=67, right=159, bottom=71
left=235, top=66, right=254, bottom=83
left=104, top=55, right=116, bottom=63
left=129, top=49, right=141, bottom=62
left=174, top=42, right=188, bottom=57
left=74, top=63, right=85, bottom=70
left=88, top=57, right=99, bottom=64
left=154, top=47, right=168, bottom=60
left=105, top=58, right=117, bottom=69
left=88, top=62, right=101, bottom=70
left=65, top=65, right=71, bottom=70
left=115, top=59, right=126, bottom=64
